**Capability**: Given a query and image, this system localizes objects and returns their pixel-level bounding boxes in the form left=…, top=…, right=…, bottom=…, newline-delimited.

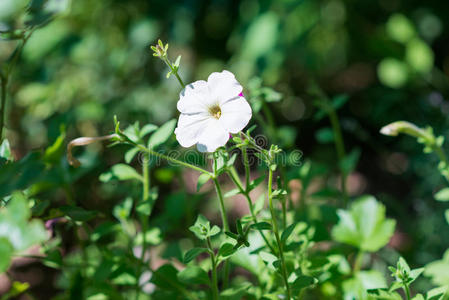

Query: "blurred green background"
left=2, top=0, right=449, bottom=296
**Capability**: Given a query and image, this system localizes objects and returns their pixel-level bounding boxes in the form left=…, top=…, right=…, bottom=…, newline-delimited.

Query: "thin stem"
left=135, top=153, right=150, bottom=300
left=268, top=167, right=292, bottom=300
left=0, top=76, right=7, bottom=142
left=212, top=178, right=229, bottom=232
left=0, top=29, right=35, bottom=142
left=162, top=57, right=186, bottom=89
left=227, top=167, right=276, bottom=253
left=328, top=107, right=348, bottom=207
left=403, top=282, right=411, bottom=300
left=353, top=251, right=364, bottom=274
left=242, top=145, right=251, bottom=189
left=433, top=145, right=449, bottom=182
left=207, top=238, right=219, bottom=300
left=123, top=139, right=213, bottom=176
left=281, top=200, right=287, bottom=229
left=240, top=132, right=268, bottom=155
left=212, top=175, right=230, bottom=288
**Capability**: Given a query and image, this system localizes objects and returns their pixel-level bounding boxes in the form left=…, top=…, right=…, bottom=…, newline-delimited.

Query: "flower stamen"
left=209, top=104, right=222, bottom=119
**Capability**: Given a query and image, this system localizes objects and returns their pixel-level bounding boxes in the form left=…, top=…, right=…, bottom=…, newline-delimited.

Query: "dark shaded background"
left=2, top=0, right=449, bottom=296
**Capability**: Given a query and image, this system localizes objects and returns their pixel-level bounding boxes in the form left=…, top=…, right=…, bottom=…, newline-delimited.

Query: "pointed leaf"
left=184, top=248, right=208, bottom=263
left=148, top=119, right=176, bottom=149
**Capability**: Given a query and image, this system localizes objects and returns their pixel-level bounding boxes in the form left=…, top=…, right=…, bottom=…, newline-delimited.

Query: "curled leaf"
left=67, top=134, right=118, bottom=167
left=380, top=121, right=430, bottom=140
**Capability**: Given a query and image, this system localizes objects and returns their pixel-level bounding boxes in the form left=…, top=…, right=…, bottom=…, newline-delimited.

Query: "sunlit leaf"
left=332, top=196, right=395, bottom=252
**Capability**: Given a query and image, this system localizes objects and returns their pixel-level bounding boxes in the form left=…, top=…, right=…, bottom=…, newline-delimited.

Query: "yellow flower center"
left=209, top=104, right=222, bottom=119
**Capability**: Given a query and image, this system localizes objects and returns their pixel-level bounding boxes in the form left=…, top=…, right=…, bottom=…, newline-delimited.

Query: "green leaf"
left=445, top=209, right=449, bottom=225
left=248, top=175, right=265, bottom=191
left=43, top=127, right=66, bottom=164
left=250, top=222, right=272, bottom=230
left=368, top=289, right=403, bottom=300
left=424, top=249, right=449, bottom=286
left=124, top=147, right=139, bottom=164
left=0, top=238, right=13, bottom=273
left=0, top=139, right=12, bottom=161
left=259, top=251, right=277, bottom=269
left=140, top=124, right=158, bottom=137
left=340, top=148, right=361, bottom=175
left=174, top=55, right=181, bottom=67
left=209, top=225, right=221, bottom=237
left=42, top=249, right=63, bottom=269
left=184, top=248, right=208, bottom=263
left=91, top=222, right=120, bottom=242
left=281, top=223, right=296, bottom=243
left=189, top=215, right=211, bottom=240
left=409, top=267, right=424, bottom=283
left=426, top=286, right=447, bottom=300
left=113, top=197, right=133, bottom=221
left=435, top=188, right=449, bottom=202
left=60, top=205, right=97, bottom=222
left=343, top=270, right=387, bottom=300
left=224, top=188, right=240, bottom=198
left=220, top=283, right=251, bottom=300
left=218, top=243, right=236, bottom=258
left=315, top=127, right=334, bottom=144
left=177, top=266, right=209, bottom=285
left=134, top=227, right=162, bottom=245
left=332, top=195, right=396, bottom=252
left=148, top=119, right=176, bottom=149
left=0, top=192, right=47, bottom=272
left=197, top=173, right=211, bottom=192
left=99, top=164, right=143, bottom=182
left=151, top=264, right=181, bottom=290
left=290, top=275, right=317, bottom=293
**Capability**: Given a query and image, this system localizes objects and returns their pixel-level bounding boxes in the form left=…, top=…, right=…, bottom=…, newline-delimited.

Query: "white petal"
left=218, top=96, right=252, bottom=133
left=196, top=119, right=230, bottom=152
left=177, top=80, right=211, bottom=114
left=175, top=113, right=211, bottom=147
left=207, top=70, right=243, bottom=105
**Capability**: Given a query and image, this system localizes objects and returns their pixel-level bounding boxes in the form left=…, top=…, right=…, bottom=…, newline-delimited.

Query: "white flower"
left=174, top=70, right=252, bottom=152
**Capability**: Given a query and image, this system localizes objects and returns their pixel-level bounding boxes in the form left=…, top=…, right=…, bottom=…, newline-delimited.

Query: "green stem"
left=268, top=167, right=292, bottom=300
left=0, top=29, right=35, bottom=143
left=135, top=153, right=150, bottom=300
left=240, top=132, right=268, bottom=156
left=403, top=282, right=411, bottom=300
left=328, top=107, right=348, bottom=207
left=281, top=200, right=287, bottom=229
left=433, top=145, right=449, bottom=182
left=353, top=251, right=364, bottom=274
left=212, top=176, right=230, bottom=288
left=123, top=138, right=213, bottom=176
left=227, top=167, right=275, bottom=253
left=0, top=76, right=7, bottom=142
left=242, top=145, right=251, bottom=189
left=212, top=178, right=229, bottom=232
left=162, top=57, right=186, bottom=89
left=207, top=238, right=219, bottom=300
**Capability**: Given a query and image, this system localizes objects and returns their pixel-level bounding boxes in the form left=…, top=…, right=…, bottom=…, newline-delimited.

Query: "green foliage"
left=1, top=1, right=449, bottom=299
left=189, top=215, right=220, bottom=241
left=0, top=192, right=47, bottom=273
left=148, top=119, right=176, bottom=149
left=332, top=196, right=396, bottom=252
left=99, top=164, right=143, bottom=182
left=424, top=249, right=449, bottom=287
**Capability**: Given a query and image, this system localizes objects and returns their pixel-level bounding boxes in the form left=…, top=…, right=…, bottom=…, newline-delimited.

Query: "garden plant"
left=1, top=1, right=449, bottom=300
